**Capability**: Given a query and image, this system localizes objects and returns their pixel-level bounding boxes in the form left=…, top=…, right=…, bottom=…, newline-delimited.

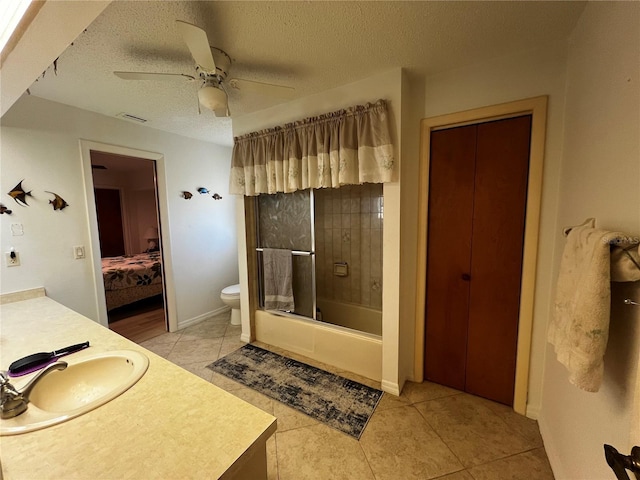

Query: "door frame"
left=414, top=96, right=548, bottom=415
left=79, top=140, right=178, bottom=332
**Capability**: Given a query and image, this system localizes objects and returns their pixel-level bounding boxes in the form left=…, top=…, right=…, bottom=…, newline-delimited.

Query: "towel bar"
left=623, top=299, right=639, bottom=306
left=256, top=248, right=313, bottom=257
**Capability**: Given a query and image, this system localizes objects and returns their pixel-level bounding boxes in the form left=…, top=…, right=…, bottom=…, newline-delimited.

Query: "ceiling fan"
left=114, top=20, right=295, bottom=117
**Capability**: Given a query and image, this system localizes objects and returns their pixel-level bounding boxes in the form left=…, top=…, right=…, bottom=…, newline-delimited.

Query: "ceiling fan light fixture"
left=198, top=84, right=227, bottom=111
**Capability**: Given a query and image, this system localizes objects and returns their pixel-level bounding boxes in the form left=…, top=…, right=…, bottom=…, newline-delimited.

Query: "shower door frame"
left=255, top=189, right=318, bottom=321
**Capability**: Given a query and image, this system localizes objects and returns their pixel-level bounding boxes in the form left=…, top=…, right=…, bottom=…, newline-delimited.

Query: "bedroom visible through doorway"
left=90, top=150, right=167, bottom=343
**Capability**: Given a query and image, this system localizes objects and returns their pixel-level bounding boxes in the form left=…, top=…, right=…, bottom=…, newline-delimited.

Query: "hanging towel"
left=262, top=248, right=295, bottom=311
left=611, top=243, right=640, bottom=282
left=548, top=224, right=638, bottom=392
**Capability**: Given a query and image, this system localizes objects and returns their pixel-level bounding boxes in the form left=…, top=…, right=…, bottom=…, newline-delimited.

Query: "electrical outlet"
left=6, top=251, right=20, bottom=267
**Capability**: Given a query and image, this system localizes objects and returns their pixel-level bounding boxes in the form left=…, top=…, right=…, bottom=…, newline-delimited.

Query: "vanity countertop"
left=0, top=293, right=276, bottom=479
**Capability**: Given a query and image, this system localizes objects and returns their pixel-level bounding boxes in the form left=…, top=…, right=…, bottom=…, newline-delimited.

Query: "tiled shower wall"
left=314, top=184, right=383, bottom=310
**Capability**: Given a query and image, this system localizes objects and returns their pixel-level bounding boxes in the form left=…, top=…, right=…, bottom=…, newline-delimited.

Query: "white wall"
left=1, top=95, right=238, bottom=329
left=539, top=3, right=640, bottom=478
left=422, top=42, right=570, bottom=416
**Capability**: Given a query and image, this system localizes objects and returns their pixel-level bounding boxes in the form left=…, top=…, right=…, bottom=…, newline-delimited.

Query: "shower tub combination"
left=255, top=184, right=383, bottom=337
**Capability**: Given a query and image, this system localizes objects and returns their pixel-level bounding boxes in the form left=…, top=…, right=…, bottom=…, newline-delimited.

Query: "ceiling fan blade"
left=228, top=78, right=295, bottom=99
left=114, top=71, right=194, bottom=81
left=176, top=20, right=216, bottom=73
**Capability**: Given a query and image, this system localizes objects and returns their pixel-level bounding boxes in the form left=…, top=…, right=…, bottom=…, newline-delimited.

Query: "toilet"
left=220, top=284, right=241, bottom=326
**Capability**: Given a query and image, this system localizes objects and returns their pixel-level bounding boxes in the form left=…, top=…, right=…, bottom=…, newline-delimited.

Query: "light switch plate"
left=74, top=246, right=85, bottom=259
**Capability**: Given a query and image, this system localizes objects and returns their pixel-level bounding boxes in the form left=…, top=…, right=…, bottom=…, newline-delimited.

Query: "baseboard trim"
left=381, top=379, right=400, bottom=396
left=177, top=306, right=230, bottom=330
left=526, top=403, right=541, bottom=420
left=538, top=412, right=564, bottom=480
left=240, top=333, right=251, bottom=343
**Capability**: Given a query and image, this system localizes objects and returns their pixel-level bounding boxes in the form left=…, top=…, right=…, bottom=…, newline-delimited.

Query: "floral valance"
left=229, top=99, right=395, bottom=196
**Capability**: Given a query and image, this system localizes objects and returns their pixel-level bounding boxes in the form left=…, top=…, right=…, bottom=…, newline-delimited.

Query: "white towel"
left=611, top=243, right=640, bottom=282
left=262, top=248, right=295, bottom=311
left=548, top=225, right=637, bottom=392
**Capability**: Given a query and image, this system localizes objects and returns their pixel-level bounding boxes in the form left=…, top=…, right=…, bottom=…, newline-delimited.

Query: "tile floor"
left=139, top=312, right=555, bottom=480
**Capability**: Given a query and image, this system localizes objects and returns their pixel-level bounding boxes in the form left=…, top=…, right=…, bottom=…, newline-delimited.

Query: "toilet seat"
left=221, top=284, right=240, bottom=298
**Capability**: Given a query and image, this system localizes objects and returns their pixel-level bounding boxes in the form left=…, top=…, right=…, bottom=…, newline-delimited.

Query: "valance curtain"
left=229, top=99, right=395, bottom=196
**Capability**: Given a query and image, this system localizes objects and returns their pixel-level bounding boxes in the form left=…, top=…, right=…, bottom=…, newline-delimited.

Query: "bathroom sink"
left=0, top=350, right=148, bottom=435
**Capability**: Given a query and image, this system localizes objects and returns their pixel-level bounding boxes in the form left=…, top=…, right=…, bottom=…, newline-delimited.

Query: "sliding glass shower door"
left=256, top=190, right=315, bottom=318
left=256, top=185, right=384, bottom=336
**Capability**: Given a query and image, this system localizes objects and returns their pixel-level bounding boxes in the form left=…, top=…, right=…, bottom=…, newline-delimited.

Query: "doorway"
left=90, top=150, right=167, bottom=343
left=424, top=115, right=531, bottom=406
left=414, top=96, right=548, bottom=415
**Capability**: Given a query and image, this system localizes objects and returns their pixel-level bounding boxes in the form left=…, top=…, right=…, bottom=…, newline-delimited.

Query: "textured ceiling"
left=27, top=1, right=586, bottom=147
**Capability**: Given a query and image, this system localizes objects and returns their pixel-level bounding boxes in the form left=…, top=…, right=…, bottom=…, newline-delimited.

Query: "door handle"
left=461, top=273, right=471, bottom=281
left=604, top=444, right=640, bottom=480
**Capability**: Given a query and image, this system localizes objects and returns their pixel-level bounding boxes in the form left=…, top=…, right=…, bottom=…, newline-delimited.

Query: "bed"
left=102, top=252, right=163, bottom=311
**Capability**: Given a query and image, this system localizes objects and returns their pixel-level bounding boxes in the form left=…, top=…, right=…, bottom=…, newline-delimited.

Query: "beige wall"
left=539, top=3, right=640, bottom=478
left=421, top=43, right=570, bottom=414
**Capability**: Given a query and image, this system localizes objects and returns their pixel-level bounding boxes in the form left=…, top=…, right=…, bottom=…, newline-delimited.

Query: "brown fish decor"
left=45, top=191, right=69, bottom=211
left=0, top=204, right=12, bottom=215
left=212, top=193, right=222, bottom=200
left=182, top=191, right=193, bottom=200
left=8, top=180, right=32, bottom=206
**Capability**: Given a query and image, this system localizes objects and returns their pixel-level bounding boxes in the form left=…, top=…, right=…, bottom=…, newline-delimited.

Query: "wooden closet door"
left=465, top=115, right=531, bottom=405
left=424, top=125, right=477, bottom=390
left=95, top=188, right=126, bottom=258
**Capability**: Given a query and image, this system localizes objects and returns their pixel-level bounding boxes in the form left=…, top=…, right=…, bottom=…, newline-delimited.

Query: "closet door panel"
left=424, top=125, right=477, bottom=390
left=466, top=116, right=532, bottom=405
left=95, top=188, right=126, bottom=258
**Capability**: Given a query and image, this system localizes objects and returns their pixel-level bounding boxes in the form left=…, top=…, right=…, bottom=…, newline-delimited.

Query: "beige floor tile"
left=139, top=331, right=181, bottom=347
left=376, top=391, right=412, bottom=411
left=433, top=471, right=475, bottom=480
left=402, top=380, right=462, bottom=404
left=225, top=324, right=243, bottom=337
left=210, top=372, right=244, bottom=391
left=166, top=337, right=223, bottom=364
left=227, top=384, right=275, bottom=415
left=137, top=341, right=175, bottom=358
left=179, top=322, right=228, bottom=341
left=468, top=448, right=554, bottom=480
left=273, top=401, right=319, bottom=432
left=276, top=423, right=375, bottom=480
left=360, top=405, right=463, bottom=480
left=415, top=394, right=536, bottom=468
left=473, top=396, right=543, bottom=448
left=218, top=338, right=246, bottom=357
left=175, top=360, right=216, bottom=382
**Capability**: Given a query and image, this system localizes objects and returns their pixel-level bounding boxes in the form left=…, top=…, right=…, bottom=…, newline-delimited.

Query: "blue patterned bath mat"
left=207, top=344, right=383, bottom=439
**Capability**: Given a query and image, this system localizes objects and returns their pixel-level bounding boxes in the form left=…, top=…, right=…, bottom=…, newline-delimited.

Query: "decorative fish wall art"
left=8, top=180, right=32, bottom=206
left=0, top=204, right=12, bottom=215
left=197, top=187, right=210, bottom=194
left=212, top=193, right=222, bottom=200
left=182, top=191, right=193, bottom=200
left=45, top=191, right=69, bottom=211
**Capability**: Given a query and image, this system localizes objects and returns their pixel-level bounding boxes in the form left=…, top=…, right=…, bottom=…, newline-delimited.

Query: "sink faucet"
left=0, top=361, right=67, bottom=419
